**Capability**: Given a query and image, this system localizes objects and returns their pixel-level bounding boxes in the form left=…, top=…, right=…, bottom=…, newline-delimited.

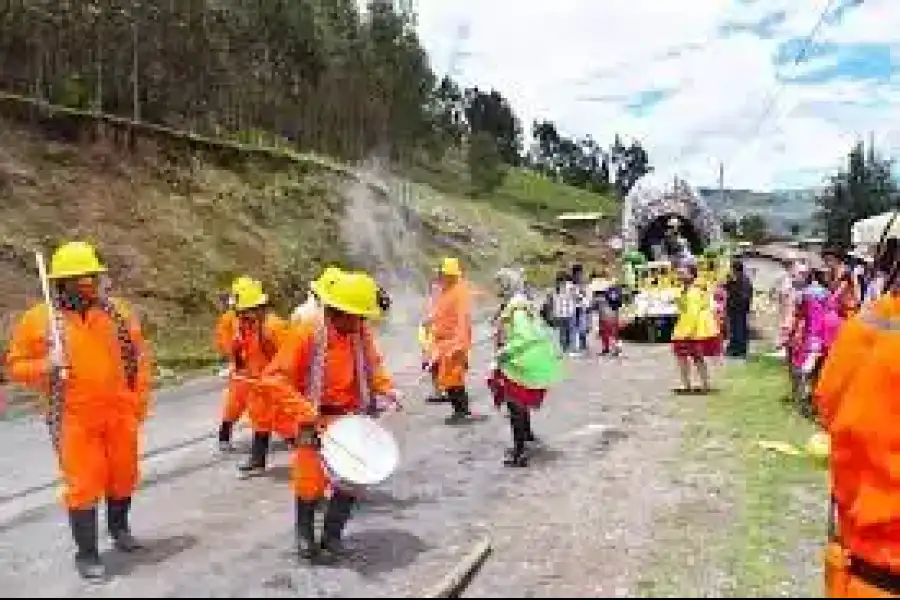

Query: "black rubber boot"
left=69, top=507, right=106, bottom=581
left=504, top=401, right=530, bottom=467
left=218, top=421, right=235, bottom=451
left=107, top=497, right=144, bottom=552
left=295, top=499, right=318, bottom=560
left=444, top=387, right=472, bottom=425
left=238, top=432, right=270, bottom=478
left=319, top=492, right=355, bottom=562
left=425, top=392, right=448, bottom=404
left=523, top=411, right=539, bottom=445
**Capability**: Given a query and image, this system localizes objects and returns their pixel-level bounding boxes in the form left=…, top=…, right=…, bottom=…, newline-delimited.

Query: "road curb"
left=420, top=535, right=492, bottom=598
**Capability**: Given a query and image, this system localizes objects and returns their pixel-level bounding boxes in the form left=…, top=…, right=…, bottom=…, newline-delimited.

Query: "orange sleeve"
left=457, top=284, right=474, bottom=351
left=262, top=324, right=314, bottom=393
left=814, top=317, right=877, bottom=429
left=214, top=312, right=236, bottom=357
left=5, top=305, right=52, bottom=394
left=265, top=314, right=291, bottom=350
left=363, top=325, right=393, bottom=395
left=128, top=310, right=154, bottom=420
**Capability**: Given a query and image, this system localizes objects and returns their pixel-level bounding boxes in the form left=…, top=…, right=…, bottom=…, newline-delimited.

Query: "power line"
left=736, top=0, right=841, bottom=155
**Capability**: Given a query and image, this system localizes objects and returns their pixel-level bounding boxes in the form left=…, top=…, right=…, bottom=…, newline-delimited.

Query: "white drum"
left=321, top=414, right=400, bottom=486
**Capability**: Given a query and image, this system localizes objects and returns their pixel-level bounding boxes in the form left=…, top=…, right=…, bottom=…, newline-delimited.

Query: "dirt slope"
left=0, top=121, right=580, bottom=367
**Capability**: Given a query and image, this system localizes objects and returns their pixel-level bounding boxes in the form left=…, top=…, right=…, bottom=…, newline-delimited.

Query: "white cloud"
left=414, top=0, right=900, bottom=190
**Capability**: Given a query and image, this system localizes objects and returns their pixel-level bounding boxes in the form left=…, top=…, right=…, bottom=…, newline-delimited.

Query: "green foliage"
left=738, top=213, right=769, bottom=244
left=816, top=139, right=898, bottom=248
left=0, top=0, right=653, bottom=211
left=467, top=132, right=506, bottom=195
left=529, top=123, right=651, bottom=198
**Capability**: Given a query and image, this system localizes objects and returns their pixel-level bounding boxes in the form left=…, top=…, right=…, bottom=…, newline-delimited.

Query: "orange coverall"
left=429, top=278, right=473, bottom=391
left=814, top=293, right=900, bottom=597
left=234, top=312, right=290, bottom=434
left=262, top=320, right=392, bottom=501
left=6, top=300, right=152, bottom=509
left=214, top=311, right=248, bottom=426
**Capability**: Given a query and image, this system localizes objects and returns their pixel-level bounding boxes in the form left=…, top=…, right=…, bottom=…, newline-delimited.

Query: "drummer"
left=262, top=269, right=400, bottom=563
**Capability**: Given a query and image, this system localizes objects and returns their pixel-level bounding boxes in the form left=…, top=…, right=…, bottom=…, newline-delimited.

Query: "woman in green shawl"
left=488, top=268, right=564, bottom=467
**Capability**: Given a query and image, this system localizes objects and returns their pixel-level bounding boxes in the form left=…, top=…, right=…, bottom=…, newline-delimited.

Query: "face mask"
left=58, top=278, right=98, bottom=311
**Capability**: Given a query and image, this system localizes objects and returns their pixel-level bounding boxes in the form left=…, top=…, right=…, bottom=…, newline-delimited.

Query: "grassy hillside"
left=410, top=155, right=615, bottom=221
left=0, top=122, right=349, bottom=368
left=0, top=121, right=615, bottom=376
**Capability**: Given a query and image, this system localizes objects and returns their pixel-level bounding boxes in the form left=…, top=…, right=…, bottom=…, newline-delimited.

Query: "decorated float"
left=617, top=173, right=727, bottom=341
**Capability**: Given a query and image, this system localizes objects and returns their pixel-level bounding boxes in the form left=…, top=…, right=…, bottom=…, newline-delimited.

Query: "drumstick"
left=231, top=374, right=385, bottom=477
left=35, top=251, right=65, bottom=379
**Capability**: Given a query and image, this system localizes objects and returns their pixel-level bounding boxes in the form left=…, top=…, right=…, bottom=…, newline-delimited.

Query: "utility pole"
left=131, top=0, right=140, bottom=123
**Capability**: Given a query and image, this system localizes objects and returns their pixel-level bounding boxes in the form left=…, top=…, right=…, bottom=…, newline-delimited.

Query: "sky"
left=411, top=0, right=900, bottom=191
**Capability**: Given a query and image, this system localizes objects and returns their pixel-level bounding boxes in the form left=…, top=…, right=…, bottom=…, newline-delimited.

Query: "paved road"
left=0, top=316, right=517, bottom=597
left=0, top=271, right=791, bottom=597
left=0, top=332, right=691, bottom=598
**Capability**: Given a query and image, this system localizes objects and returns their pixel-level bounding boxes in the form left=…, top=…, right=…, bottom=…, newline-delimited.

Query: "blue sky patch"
left=774, top=39, right=837, bottom=66
left=626, top=89, right=671, bottom=116
left=781, top=43, right=896, bottom=84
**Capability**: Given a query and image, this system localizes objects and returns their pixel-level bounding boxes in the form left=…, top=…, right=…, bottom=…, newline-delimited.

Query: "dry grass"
left=0, top=121, right=345, bottom=365
left=0, top=120, right=607, bottom=373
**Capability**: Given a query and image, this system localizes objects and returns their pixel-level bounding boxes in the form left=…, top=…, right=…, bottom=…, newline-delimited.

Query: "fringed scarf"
left=46, top=293, right=138, bottom=451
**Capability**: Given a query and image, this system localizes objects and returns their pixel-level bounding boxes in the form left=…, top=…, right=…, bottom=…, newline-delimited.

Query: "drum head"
left=321, top=414, right=400, bottom=486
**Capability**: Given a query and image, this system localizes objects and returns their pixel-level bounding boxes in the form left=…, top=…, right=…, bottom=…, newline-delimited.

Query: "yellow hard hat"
left=311, top=266, right=344, bottom=291
left=48, top=241, right=106, bottom=280
left=439, top=257, right=462, bottom=277
left=234, top=279, right=269, bottom=312
left=230, top=275, right=255, bottom=296
left=311, top=271, right=381, bottom=318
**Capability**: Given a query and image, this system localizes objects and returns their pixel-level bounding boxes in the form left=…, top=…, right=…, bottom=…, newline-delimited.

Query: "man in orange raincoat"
left=6, top=241, right=152, bottom=581
left=425, top=257, right=475, bottom=424
left=226, top=279, right=292, bottom=478
left=814, top=245, right=900, bottom=598
left=215, top=275, right=254, bottom=451
left=262, top=269, right=399, bottom=562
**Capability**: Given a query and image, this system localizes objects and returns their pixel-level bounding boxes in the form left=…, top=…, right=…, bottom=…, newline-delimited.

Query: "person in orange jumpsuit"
left=262, top=269, right=398, bottom=562
left=215, top=275, right=255, bottom=451
left=421, top=277, right=445, bottom=404
left=814, top=247, right=900, bottom=598
left=425, top=257, right=475, bottom=424
left=227, top=279, right=291, bottom=478
left=5, top=241, right=152, bottom=581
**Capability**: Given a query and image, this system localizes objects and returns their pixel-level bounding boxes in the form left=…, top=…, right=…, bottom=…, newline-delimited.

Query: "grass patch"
left=488, top=168, right=615, bottom=218
left=638, top=355, right=827, bottom=597
left=409, top=157, right=616, bottom=221
left=708, top=356, right=826, bottom=596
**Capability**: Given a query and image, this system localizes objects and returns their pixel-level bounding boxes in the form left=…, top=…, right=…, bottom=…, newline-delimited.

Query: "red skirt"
left=486, top=369, right=547, bottom=409
left=672, top=337, right=721, bottom=358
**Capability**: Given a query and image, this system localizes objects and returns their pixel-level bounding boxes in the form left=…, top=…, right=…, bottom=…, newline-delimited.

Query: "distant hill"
left=696, top=187, right=820, bottom=235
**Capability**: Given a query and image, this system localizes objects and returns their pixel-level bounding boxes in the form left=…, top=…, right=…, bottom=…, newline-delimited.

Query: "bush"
left=468, top=132, right=506, bottom=195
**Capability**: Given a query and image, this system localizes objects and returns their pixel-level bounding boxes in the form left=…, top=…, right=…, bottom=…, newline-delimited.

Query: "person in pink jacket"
left=791, top=268, right=838, bottom=416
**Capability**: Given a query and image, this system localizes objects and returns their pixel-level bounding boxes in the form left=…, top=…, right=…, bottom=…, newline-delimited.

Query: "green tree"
left=468, top=131, right=505, bottom=195
left=0, top=0, right=446, bottom=162
left=463, top=87, right=522, bottom=165
left=738, top=213, right=769, bottom=244
left=816, top=139, right=897, bottom=248
left=528, top=119, right=611, bottom=195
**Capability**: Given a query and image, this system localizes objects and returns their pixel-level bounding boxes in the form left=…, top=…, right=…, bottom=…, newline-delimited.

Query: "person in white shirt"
left=551, top=273, right=576, bottom=352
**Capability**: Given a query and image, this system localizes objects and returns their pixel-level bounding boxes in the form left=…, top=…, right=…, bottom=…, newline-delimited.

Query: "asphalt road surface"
left=0, top=266, right=794, bottom=598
